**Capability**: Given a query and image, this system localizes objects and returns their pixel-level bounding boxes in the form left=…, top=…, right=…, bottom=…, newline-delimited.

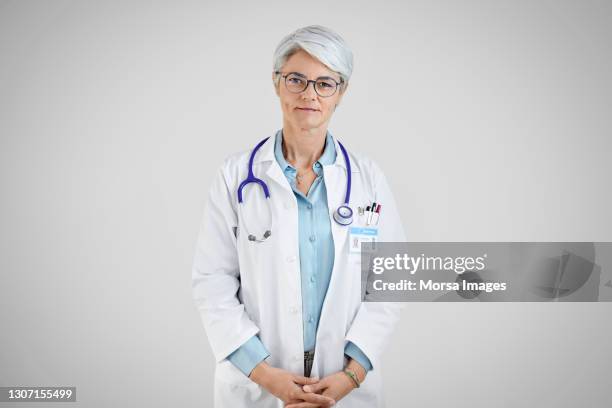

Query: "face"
left=273, top=49, right=346, bottom=133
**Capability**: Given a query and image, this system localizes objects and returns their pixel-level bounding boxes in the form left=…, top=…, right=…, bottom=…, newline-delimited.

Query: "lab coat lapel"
left=265, top=161, right=292, bottom=194
left=322, top=134, right=349, bottom=212
left=252, top=132, right=293, bottom=195
left=323, top=162, right=349, bottom=279
left=322, top=134, right=353, bottom=279
left=323, top=164, right=346, bottom=221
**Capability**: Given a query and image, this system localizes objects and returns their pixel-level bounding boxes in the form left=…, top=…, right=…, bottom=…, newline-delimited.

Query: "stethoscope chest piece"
left=333, top=204, right=353, bottom=226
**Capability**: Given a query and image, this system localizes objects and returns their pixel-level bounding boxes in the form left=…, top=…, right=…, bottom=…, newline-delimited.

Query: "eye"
left=317, top=78, right=336, bottom=89
left=287, top=77, right=305, bottom=85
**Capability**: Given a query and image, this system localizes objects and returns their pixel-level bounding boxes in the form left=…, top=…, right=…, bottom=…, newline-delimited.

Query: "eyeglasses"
left=275, top=71, right=343, bottom=97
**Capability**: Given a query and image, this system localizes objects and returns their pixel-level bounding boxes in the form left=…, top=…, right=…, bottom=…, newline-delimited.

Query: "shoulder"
left=344, top=145, right=386, bottom=186
left=212, top=147, right=253, bottom=186
left=220, top=148, right=251, bottom=171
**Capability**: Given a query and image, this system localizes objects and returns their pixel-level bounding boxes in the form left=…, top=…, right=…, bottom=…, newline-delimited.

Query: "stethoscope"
left=237, top=135, right=353, bottom=242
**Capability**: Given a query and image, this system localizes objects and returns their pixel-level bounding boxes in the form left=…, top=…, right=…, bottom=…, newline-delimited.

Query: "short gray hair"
left=273, top=25, right=354, bottom=87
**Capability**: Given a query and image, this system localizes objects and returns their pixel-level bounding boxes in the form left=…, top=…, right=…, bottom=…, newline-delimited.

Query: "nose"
left=301, top=81, right=318, bottom=100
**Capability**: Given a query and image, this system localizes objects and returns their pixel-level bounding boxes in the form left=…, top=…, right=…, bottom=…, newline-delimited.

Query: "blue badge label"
left=349, top=227, right=378, bottom=253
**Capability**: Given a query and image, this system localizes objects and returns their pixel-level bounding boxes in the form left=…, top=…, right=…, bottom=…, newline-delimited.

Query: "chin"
left=293, top=118, right=325, bottom=129
left=301, top=124, right=324, bottom=132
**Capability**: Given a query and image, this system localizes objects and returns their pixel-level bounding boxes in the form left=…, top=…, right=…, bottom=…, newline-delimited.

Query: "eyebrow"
left=289, top=71, right=342, bottom=82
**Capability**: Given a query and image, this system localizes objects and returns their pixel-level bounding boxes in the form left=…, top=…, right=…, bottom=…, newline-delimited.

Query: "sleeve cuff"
left=226, top=335, right=270, bottom=377
left=344, top=341, right=373, bottom=372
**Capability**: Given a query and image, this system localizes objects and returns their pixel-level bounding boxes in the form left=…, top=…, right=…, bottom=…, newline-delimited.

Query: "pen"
left=373, top=204, right=381, bottom=225
left=368, top=202, right=377, bottom=225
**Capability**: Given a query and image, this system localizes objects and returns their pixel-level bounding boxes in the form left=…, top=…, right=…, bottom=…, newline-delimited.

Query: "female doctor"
left=192, top=25, right=406, bottom=408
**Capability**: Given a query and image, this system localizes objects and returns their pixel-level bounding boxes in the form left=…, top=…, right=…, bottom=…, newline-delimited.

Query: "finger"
left=293, top=375, right=319, bottom=385
left=296, top=390, right=335, bottom=406
left=285, top=403, right=322, bottom=408
left=302, top=380, right=326, bottom=394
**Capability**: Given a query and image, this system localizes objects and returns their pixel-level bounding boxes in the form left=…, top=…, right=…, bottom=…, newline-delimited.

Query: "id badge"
left=348, top=227, right=378, bottom=253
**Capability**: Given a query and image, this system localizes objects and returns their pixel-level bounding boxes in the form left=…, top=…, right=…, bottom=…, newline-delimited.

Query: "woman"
left=192, top=25, right=406, bottom=407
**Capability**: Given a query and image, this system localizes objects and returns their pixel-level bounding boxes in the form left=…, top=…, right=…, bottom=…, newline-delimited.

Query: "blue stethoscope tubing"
left=237, top=136, right=353, bottom=242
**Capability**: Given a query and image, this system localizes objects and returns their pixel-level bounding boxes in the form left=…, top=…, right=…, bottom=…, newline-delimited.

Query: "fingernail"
left=303, top=386, right=311, bottom=392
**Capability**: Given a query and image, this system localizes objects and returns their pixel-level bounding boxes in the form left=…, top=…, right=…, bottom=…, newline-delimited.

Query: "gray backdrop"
left=1, top=0, right=611, bottom=407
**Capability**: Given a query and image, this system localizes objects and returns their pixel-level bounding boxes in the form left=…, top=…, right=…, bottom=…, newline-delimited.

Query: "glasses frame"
left=275, top=71, right=344, bottom=98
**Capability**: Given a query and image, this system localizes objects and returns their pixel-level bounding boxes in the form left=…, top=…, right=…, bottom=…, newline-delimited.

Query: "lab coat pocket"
left=214, top=360, right=273, bottom=408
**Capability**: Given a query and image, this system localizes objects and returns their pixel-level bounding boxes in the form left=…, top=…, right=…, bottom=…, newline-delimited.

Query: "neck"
left=281, top=121, right=327, bottom=169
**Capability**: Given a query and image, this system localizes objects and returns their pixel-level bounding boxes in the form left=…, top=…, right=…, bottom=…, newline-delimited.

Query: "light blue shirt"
left=227, top=130, right=372, bottom=376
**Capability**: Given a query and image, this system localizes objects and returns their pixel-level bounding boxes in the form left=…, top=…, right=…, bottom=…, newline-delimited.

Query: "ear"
left=336, top=82, right=348, bottom=106
left=272, top=72, right=280, bottom=97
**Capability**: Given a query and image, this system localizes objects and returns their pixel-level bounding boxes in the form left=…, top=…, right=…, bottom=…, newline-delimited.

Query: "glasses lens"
left=315, top=79, right=338, bottom=97
left=285, top=74, right=307, bottom=93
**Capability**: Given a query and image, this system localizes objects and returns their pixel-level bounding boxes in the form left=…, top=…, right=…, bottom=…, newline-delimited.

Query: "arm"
left=344, top=341, right=372, bottom=372
left=227, top=335, right=270, bottom=376
left=344, top=341, right=372, bottom=382
left=344, top=161, right=407, bottom=371
left=191, top=163, right=262, bottom=362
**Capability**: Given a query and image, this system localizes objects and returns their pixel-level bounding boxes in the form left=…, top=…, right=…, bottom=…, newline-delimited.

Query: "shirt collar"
left=274, top=129, right=337, bottom=173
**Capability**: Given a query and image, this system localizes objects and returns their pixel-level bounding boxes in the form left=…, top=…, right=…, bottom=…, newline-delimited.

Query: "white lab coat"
left=192, top=133, right=406, bottom=407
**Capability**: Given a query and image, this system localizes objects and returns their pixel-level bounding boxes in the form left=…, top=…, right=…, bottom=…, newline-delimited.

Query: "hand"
left=249, top=362, right=336, bottom=407
left=284, top=372, right=354, bottom=408
left=285, top=358, right=367, bottom=408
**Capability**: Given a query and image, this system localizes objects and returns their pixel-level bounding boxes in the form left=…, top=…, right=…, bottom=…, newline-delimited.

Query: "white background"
left=1, top=0, right=611, bottom=406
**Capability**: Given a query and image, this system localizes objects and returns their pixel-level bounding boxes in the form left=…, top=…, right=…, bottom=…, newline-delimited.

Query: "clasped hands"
left=249, top=360, right=365, bottom=407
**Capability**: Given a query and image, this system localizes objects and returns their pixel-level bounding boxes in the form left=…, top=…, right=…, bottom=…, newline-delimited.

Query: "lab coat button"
left=289, top=306, right=298, bottom=314
left=286, top=255, right=296, bottom=263
left=293, top=355, right=301, bottom=362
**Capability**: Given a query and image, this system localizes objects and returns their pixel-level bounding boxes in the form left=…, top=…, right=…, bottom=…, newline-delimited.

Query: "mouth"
left=296, top=107, right=320, bottom=112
